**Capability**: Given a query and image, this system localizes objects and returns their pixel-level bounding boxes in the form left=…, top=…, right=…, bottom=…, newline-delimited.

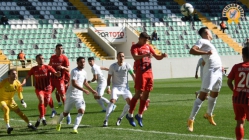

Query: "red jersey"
left=130, top=44, right=155, bottom=73
left=28, top=65, right=56, bottom=91
left=49, top=54, right=69, bottom=80
left=228, top=62, right=249, bottom=104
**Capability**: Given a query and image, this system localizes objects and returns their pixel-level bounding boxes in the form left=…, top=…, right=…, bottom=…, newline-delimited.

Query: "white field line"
left=0, top=118, right=246, bottom=140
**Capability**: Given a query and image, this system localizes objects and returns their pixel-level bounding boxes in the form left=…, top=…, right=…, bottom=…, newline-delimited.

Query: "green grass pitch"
left=0, top=77, right=248, bottom=140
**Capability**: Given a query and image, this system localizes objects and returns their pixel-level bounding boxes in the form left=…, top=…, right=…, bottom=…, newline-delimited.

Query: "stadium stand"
left=0, top=0, right=247, bottom=64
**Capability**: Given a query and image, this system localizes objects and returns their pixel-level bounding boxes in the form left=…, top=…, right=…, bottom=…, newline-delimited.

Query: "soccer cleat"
left=112, top=105, right=117, bottom=112
left=187, top=119, right=194, bottom=132
left=126, top=114, right=136, bottom=127
left=70, top=129, right=78, bottom=134
left=56, top=124, right=61, bottom=131
left=101, top=109, right=106, bottom=112
left=204, top=113, right=216, bottom=126
left=135, top=114, right=143, bottom=127
left=28, top=124, right=37, bottom=131
left=116, top=118, right=122, bottom=126
left=66, top=116, right=71, bottom=125
left=103, top=120, right=108, bottom=127
left=7, top=127, right=13, bottom=134
left=35, top=120, right=40, bottom=128
left=42, top=120, right=47, bottom=126
left=50, top=110, right=57, bottom=118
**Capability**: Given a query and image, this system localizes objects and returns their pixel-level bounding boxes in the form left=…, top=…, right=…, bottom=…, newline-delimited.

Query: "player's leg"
left=13, top=107, right=37, bottom=130
left=71, top=98, right=86, bottom=134
left=55, top=90, right=62, bottom=106
left=56, top=97, right=73, bottom=131
left=233, top=104, right=247, bottom=140
left=103, top=87, right=118, bottom=127
left=117, top=89, right=132, bottom=126
left=47, top=90, right=57, bottom=118
left=35, top=90, right=46, bottom=127
left=95, top=86, right=107, bottom=111
left=1, top=101, right=13, bottom=134
left=57, top=81, right=66, bottom=104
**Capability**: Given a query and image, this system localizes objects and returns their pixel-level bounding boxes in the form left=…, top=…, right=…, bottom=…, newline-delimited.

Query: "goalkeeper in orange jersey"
left=0, top=69, right=36, bottom=134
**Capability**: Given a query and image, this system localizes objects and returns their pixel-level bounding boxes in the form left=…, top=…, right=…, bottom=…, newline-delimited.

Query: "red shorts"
left=51, top=79, right=66, bottom=95
left=233, top=103, right=249, bottom=121
left=35, top=89, right=52, bottom=106
left=135, top=71, right=153, bottom=91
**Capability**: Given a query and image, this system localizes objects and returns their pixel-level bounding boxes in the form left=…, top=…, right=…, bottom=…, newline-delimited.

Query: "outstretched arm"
left=153, top=53, right=167, bottom=60
left=21, top=75, right=31, bottom=86
left=100, top=67, right=109, bottom=71
left=88, top=74, right=97, bottom=83
left=189, top=46, right=212, bottom=55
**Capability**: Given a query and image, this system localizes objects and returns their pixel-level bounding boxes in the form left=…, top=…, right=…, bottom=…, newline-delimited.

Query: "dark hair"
left=56, top=43, right=63, bottom=49
left=88, top=57, right=94, bottom=61
left=198, top=27, right=209, bottom=37
left=77, top=57, right=85, bottom=62
left=242, top=46, right=249, bottom=59
left=36, top=54, right=42, bottom=59
left=8, top=69, right=17, bottom=75
left=117, top=52, right=124, bottom=56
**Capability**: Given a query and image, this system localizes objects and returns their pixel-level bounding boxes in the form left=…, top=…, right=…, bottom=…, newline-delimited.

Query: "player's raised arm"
left=189, top=45, right=212, bottom=55
left=152, top=53, right=168, bottom=60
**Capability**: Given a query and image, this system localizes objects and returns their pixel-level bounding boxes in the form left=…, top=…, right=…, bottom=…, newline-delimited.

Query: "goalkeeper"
left=0, top=69, right=37, bottom=134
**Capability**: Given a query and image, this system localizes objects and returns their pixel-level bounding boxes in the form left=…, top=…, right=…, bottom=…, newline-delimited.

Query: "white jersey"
left=66, top=67, right=87, bottom=98
left=91, top=64, right=106, bottom=86
left=196, top=58, right=204, bottom=78
left=108, top=62, right=132, bottom=88
left=195, top=39, right=222, bottom=68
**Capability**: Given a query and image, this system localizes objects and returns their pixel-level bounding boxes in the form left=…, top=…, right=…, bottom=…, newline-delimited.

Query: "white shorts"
left=97, top=82, right=107, bottom=97
left=111, top=87, right=132, bottom=100
left=201, top=67, right=222, bottom=93
left=64, top=96, right=86, bottom=113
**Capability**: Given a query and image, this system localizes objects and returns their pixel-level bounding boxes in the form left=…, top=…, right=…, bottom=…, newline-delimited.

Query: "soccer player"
left=103, top=52, right=135, bottom=127
left=227, top=46, right=249, bottom=140
left=187, top=27, right=223, bottom=132
left=88, top=57, right=113, bottom=112
left=49, top=44, right=71, bottom=123
left=0, top=69, right=36, bottom=134
left=127, top=32, right=167, bottom=127
left=22, top=54, right=61, bottom=128
left=56, top=57, right=98, bottom=134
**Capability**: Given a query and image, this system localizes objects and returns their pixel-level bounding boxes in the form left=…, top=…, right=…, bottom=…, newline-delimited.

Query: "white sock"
left=105, top=103, right=114, bottom=121
left=96, top=99, right=106, bottom=110
left=57, top=113, right=64, bottom=124
left=6, top=123, right=10, bottom=129
left=101, top=97, right=110, bottom=104
left=28, top=122, right=32, bottom=126
left=41, top=116, right=46, bottom=120
left=189, top=98, right=203, bottom=120
left=128, top=113, right=133, bottom=118
left=67, top=113, right=70, bottom=117
left=119, top=104, right=129, bottom=119
left=73, top=113, right=83, bottom=130
left=207, top=97, right=217, bottom=116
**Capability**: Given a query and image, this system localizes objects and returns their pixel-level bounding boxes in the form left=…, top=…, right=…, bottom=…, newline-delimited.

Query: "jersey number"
left=238, top=72, right=249, bottom=88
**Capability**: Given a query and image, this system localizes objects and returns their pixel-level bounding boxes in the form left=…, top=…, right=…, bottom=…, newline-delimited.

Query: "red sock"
left=129, top=98, right=138, bottom=114
left=56, top=91, right=61, bottom=103
left=138, top=99, right=146, bottom=115
left=235, top=127, right=244, bottom=140
left=48, top=97, right=54, bottom=108
left=38, top=103, right=45, bottom=119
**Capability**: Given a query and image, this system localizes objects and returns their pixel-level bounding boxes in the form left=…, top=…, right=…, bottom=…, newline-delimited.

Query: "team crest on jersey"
left=42, top=69, right=47, bottom=73
left=59, top=58, right=63, bottom=62
left=146, top=45, right=149, bottom=49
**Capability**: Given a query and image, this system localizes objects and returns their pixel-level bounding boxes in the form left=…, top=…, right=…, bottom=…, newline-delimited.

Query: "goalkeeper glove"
left=21, top=99, right=27, bottom=108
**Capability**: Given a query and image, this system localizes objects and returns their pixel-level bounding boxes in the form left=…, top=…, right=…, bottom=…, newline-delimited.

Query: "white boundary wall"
left=69, top=55, right=241, bottom=81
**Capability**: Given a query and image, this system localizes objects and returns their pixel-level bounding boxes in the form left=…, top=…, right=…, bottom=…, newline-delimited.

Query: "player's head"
left=8, top=69, right=17, bottom=80
left=88, top=57, right=95, bottom=67
left=77, top=57, right=85, bottom=69
left=242, top=46, right=249, bottom=61
left=117, top=52, right=125, bottom=63
left=138, top=32, right=150, bottom=45
left=36, top=54, right=44, bottom=65
left=55, top=43, right=63, bottom=55
left=198, top=27, right=213, bottom=40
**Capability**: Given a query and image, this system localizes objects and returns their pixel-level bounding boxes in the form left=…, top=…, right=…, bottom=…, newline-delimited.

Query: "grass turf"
left=0, top=77, right=247, bottom=140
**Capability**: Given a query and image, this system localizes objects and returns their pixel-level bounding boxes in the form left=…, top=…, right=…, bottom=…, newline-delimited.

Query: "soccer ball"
left=180, top=3, right=194, bottom=16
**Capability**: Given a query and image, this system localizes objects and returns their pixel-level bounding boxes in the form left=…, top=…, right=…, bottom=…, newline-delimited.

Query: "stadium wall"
left=69, top=55, right=241, bottom=81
